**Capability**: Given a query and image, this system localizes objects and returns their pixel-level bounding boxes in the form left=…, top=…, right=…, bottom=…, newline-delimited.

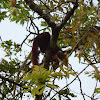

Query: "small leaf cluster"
left=1, top=40, right=21, bottom=57
left=59, top=88, right=77, bottom=98
left=23, top=65, right=54, bottom=98
left=23, top=64, right=77, bottom=99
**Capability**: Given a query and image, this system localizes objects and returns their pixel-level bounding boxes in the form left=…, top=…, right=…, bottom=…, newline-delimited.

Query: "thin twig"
left=20, top=32, right=36, bottom=48
left=50, top=64, right=90, bottom=100
left=68, top=38, right=82, bottom=57
left=92, top=80, right=98, bottom=99
left=0, top=74, right=27, bottom=89
left=39, top=0, right=51, bottom=10
left=84, top=93, right=94, bottom=100
left=47, top=1, right=76, bottom=14
left=28, top=16, right=40, bottom=34
left=20, top=51, right=32, bottom=71
left=24, top=0, right=56, bottom=29
left=57, top=0, right=78, bottom=31
left=83, top=53, right=99, bottom=74
left=69, top=64, right=85, bottom=100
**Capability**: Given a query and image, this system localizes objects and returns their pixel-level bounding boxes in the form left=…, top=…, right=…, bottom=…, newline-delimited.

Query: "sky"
left=0, top=19, right=98, bottom=100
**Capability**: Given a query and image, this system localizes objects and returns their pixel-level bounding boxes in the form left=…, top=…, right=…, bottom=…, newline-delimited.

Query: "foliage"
left=0, top=0, right=100, bottom=100
left=23, top=65, right=76, bottom=99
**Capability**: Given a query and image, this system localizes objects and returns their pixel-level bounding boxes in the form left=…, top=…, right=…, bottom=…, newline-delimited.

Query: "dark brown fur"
left=31, top=32, right=50, bottom=65
left=31, top=32, right=63, bottom=70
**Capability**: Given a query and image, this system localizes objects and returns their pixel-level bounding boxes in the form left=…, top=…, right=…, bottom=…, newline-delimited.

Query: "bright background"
left=0, top=18, right=99, bottom=100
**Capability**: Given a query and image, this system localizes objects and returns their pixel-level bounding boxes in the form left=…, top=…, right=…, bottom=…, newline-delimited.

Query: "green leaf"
left=23, top=86, right=32, bottom=88
left=50, top=1, right=54, bottom=8
left=31, top=88, right=37, bottom=98
left=47, top=83, right=56, bottom=89
left=95, top=88, right=100, bottom=93
left=23, top=89, right=31, bottom=93
left=41, top=21, right=48, bottom=26
left=37, top=86, right=45, bottom=95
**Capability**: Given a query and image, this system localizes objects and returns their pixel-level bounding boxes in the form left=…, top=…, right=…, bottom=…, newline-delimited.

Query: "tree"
left=0, top=0, right=100, bottom=100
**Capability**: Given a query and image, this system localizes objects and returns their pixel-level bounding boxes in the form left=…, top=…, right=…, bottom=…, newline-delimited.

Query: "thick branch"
left=50, top=0, right=79, bottom=47
left=24, top=0, right=56, bottom=29
left=57, top=0, right=78, bottom=30
left=24, top=0, right=79, bottom=70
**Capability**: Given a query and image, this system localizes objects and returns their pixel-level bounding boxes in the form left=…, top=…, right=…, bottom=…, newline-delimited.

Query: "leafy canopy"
left=0, top=0, right=100, bottom=100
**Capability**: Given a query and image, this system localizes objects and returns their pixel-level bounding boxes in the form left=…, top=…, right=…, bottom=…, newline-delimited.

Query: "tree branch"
left=24, top=0, right=56, bottom=29
left=0, top=74, right=26, bottom=89
left=83, top=53, right=100, bottom=74
left=39, top=0, right=51, bottom=10
left=69, top=64, right=85, bottom=100
left=57, top=0, right=78, bottom=31
left=20, top=51, right=32, bottom=71
left=20, top=32, right=33, bottom=47
left=50, top=64, right=90, bottom=100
